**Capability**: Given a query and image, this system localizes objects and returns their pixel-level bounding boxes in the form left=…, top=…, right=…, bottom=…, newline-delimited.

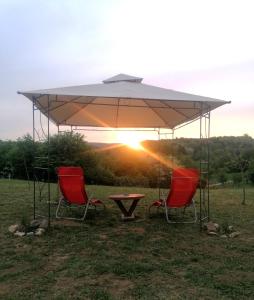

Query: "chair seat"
left=56, top=166, right=105, bottom=221
left=148, top=168, right=199, bottom=223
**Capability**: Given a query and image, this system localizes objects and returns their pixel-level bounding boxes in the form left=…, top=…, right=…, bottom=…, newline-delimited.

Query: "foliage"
left=0, top=134, right=254, bottom=187
left=0, top=135, right=36, bottom=180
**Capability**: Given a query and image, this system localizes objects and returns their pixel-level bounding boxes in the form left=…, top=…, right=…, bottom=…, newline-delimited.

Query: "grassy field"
left=0, top=179, right=254, bottom=299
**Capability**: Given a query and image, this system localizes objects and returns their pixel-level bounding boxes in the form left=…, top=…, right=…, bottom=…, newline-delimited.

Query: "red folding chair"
left=149, top=168, right=199, bottom=223
left=56, top=166, right=105, bottom=221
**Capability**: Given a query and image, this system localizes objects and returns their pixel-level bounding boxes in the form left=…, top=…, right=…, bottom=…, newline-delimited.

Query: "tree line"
left=0, top=133, right=254, bottom=187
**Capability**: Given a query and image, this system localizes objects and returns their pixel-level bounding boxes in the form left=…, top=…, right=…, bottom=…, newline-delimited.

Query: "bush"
left=248, top=171, right=254, bottom=184
left=232, top=173, right=242, bottom=185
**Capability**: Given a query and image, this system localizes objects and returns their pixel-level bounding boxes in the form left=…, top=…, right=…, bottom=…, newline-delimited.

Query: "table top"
left=108, top=193, right=145, bottom=200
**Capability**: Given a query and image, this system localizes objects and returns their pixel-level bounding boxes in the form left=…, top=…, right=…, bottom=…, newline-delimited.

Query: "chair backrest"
left=57, top=167, right=88, bottom=205
left=166, top=168, right=200, bottom=208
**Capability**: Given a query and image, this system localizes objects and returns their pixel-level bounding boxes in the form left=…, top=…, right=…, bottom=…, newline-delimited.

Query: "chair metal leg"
left=56, top=197, right=91, bottom=221
left=165, top=199, right=197, bottom=224
left=56, top=197, right=64, bottom=219
left=192, top=199, right=197, bottom=223
left=148, top=204, right=153, bottom=216
left=81, top=198, right=91, bottom=221
left=165, top=203, right=171, bottom=223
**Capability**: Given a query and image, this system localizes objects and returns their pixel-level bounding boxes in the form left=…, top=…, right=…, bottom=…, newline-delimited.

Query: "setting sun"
left=125, top=140, right=143, bottom=150
left=116, top=131, right=144, bottom=150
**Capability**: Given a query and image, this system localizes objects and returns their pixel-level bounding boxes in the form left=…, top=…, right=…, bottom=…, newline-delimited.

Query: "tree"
left=229, top=150, right=250, bottom=205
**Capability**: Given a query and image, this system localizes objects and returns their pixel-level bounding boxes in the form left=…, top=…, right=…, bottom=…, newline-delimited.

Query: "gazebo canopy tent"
left=19, top=74, right=230, bottom=226
left=20, top=74, right=228, bottom=129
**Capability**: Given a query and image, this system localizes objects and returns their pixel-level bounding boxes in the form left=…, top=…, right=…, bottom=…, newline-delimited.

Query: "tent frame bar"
left=31, top=96, right=211, bottom=229
left=32, top=96, right=51, bottom=226
left=71, top=128, right=160, bottom=132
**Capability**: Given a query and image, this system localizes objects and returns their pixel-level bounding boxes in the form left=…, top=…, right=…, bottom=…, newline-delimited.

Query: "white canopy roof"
left=19, top=74, right=230, bottom=129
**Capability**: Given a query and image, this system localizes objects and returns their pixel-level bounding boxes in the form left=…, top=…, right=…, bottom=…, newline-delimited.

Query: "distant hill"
left=89, top=142, right=120, bottom=148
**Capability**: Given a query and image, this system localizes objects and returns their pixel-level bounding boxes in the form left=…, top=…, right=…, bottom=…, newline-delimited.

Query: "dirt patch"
left=129, top=253, right=145, bottom=260
left=109, top=278, right=133, bottom=298
left=150, top=236, right=164, bottom=242
left=43, top=254, right=69, bottom=273
left=52, top=276, right=89, bottom=298
left=111, top=225, right=125, bottom=234
left=238, top=235, right=254, bottom=243
left=54, top=274, right=133, bottom=298
left=92, top=274, right=134, bottom=298
left=15, top=243, right=29, bottom=250
left=99, top=234, right=108, bottom=240
left=110, top=225, right=146, bottom=236
left=173, top=269, right=188, bottom=279
left=51, top=220, right=83, bottom=227
left=129, top=227, right=145, bottom=234
left=0, top=283, right=12, bottom=296
left=215, top=271, right=254, bottom=284
left=245, top=237, right=254, bottom=243
left=54, top=276, right=77, bottom=289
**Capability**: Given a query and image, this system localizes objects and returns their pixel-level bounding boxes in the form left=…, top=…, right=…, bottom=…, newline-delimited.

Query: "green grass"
left=0, top=179, right=254, bottom=299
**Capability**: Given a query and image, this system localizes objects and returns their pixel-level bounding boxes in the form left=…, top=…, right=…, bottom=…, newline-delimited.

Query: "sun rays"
left=92, top=130, right=177, bottom=170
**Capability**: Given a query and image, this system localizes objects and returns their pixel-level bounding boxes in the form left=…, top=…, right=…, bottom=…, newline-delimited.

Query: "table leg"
left=114, top=199, right=140, bottom=218
left=114, top=200, right=129, bottom=216
left=128, top=199, right=139, bottom=216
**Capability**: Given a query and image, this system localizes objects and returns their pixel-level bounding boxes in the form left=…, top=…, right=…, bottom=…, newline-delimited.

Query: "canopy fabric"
left=19, top=73, right=230, bottom=129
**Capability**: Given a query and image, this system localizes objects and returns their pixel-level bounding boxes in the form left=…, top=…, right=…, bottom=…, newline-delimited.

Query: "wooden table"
left=108, top=193, right=145, bottom=220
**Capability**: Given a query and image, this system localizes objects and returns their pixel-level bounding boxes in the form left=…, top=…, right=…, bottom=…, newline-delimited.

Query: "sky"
left=0, top=0, right=254, bottom=143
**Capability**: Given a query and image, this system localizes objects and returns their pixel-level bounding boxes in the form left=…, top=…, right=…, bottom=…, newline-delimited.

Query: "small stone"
left=14, top=231, right=26, bottom=237
left=29, top=220, right=41, bottom=230
left=39, top=219, right=49, bottom=229
left=204, top=222, right=218, bottom=233
left=35, top=228, right=45, bottom=236
left=26, top=232, right=34, bottom=236
left=207, top=231, right=218, bottom=236
left=18, top=225, right=26, bottom=232
left=8, top=224, right=19, bottom=233
left=229, top=231, right=241, bottom=238
left=214, top=223, right=220, bottom=230
left=228, top=225, right=234, bottom=233
left=220, top=234, right=228, bottom=238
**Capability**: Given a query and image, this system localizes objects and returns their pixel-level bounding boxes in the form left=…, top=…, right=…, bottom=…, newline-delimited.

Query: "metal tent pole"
left=32, top=96, right=36, bottom=220
left=47, top=95, right=51, bottom=227
left=158, top=128, right=161, bottom=200
left=172, top=129, right=174, bottom=169
left=207, top=111, right=211, bottom=221
left=157, top=128, right=174, bottom=200
left=199, top=105, right=211, bottom=228
left=199, top=109, right=202, bottom=229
